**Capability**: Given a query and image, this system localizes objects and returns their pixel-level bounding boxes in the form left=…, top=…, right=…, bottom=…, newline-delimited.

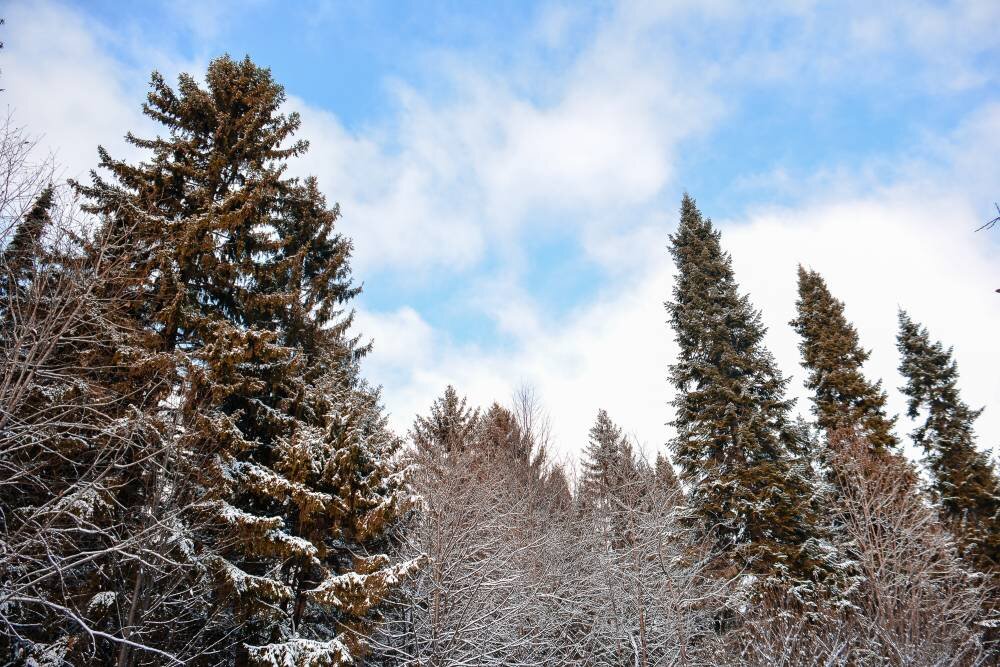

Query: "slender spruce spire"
left=897, top=310, right=1000, bottom=572
left=667, top=194, right=824, bottom=581
left=790, top=266, right=897, bottom=452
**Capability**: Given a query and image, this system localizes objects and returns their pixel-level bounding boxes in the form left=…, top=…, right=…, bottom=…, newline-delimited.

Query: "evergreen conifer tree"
left=654, top=452, right=680, bottom=495
left=897, top=311, right=1000, bottom=573
left=790, top=266, right=897, bottom=452
left=667, top=194, right=824, bottom=582
left=411, top=385, right=479, bottom=457
left=0, top=186, right=53, bottom=323
left=579, top=410, right=637, bottom=549
left=542, top=464, right=573, bottom=512
left=477, top=403, right=532, bottom=470
left=1, top=185, right=52, bottom=277
left=579, top=410, right=629, bottom=509
left=75, top=55, right=419, bottom=664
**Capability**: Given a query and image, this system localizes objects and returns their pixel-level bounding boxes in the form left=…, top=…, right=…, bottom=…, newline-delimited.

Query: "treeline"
left=1, top=55, right=998, bottom=666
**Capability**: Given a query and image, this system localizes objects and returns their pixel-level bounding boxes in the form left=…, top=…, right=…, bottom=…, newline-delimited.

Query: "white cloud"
left=346, top=0, right=1000, bottom=459
left=287, top=0, right=1000, bottom=280
left=1, top=3, right=149, bottom=180
left=4, top=1, right=999, bottom=466
left=362, top=117, right=1000, bottom=462
left=1, top=3, right=210, bottom=183
left=289, top=20, right=717, bottom=274
left=727, top=191, right=999, bottom=459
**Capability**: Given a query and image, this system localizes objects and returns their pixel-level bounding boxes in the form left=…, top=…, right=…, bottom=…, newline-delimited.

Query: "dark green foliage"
left=790, top=266, right=897, bottom=452
left=0, top=186, right=53, bottom=327
left=666, top=194, right=824, bottom=582
left=579, top=409, right=629, bottom=507
left=1, top=185, right=52, bottom=277
left=897, top=311, right=1000, bottom=573
left=73, top=55, right=417, bottom=664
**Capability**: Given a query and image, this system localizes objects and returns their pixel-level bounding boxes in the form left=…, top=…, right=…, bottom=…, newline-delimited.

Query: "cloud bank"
left=4, top=1, right=998, bottom=463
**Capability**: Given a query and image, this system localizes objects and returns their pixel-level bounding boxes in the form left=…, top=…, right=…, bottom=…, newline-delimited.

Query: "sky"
left=2, top=0, right=998, bottom=465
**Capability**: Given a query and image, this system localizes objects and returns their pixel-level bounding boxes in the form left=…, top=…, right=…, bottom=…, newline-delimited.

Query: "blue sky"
left=4, top=1, right=999, bottom=461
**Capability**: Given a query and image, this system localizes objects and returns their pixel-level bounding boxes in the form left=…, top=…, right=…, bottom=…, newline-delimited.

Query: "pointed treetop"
left=3, top=185, right=54, bottom=271
left=580, top=409, right=631, bottom=505
left=667, top=194, right=824, bottom=583
left=896, top=310, right=971, bottom=421
left=896, top=309, right=1000, bottom=573
left=654, top=452, right=680, bottom=494
left=790, top=266, right=897, bottom=452
left=412, top=385, right=479, bottom=456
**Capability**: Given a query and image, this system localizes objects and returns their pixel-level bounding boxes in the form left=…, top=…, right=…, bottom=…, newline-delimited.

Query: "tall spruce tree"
left=75, top=55, right=420, bottom=665
left=897, top=311, right=1000, bottom=573
left=1, top=185, right=52, bottom=278
left=654, top=452, right=680, bottom=495
left=411, top=385, right=479, bottom=457
left=0, top=186, right=53, bottom=323
left=790, top=266, right=897, bottom=452
left=580, top=409, right=628, bottom=507
left=667, top=194, right=823, bottom=582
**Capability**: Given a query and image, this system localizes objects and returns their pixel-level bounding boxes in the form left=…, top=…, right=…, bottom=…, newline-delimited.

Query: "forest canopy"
left=1, top=52, right=998, bottom=667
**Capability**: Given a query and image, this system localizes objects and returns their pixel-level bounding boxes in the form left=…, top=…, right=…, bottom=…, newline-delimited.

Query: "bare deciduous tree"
left=0, top=120, right=213, bottom=665
left=374, top=389, right=728, bottom=666
left=725, top=432, right=994, bottom=666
